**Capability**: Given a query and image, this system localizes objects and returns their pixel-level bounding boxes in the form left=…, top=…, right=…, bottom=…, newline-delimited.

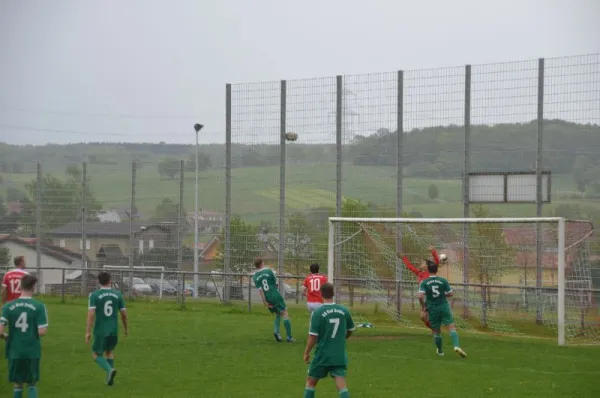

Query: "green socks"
left=450, top=330, right=460, bottom=347
left=13, top=388, right=23, bottom=398
left=107, top=358, right=114, bottom=368
left=27, top=386, right=38, bottom=398
left=274, top=315, right=281, bottom=335
left=283, top=319, right=292, bottom=337
left=434, top=334, right=443, bottom=351
left=95, top=356, right=112, bottom=373
left=304, top=387, right=315, bottom=398
left=339, top=388, right=350, bottom=397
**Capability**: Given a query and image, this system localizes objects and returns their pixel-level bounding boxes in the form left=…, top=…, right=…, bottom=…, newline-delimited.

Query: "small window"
left=139, top=240, right=144, bottom=254
left=149, top=239, right=154, bottom=250
left=79, top=239, right=91, bottom=250
left=59, top=239, right=66, bottom=248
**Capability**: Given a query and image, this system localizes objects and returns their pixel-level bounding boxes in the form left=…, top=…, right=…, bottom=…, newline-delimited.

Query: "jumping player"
left=418, top=261, right=466, bottom=358
left=302, top=263, right=328, bottom=312
left=85, top=272, right=128, bottom=386
left=303, top=282, right=354, bottom=398
left=2, top=256, right=29, bottom=304
left=252, top=258, right=295, bottom=342
left=398, top=246, right=446, bottom=330
left=0, top=274, right=48, bottom=398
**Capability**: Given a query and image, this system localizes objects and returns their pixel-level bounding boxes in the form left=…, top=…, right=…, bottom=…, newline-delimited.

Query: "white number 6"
left=104, top=301, right=113, bottom=317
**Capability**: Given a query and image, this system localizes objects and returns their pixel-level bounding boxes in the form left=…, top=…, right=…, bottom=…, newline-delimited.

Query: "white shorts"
left=307, top=302, right=323, bottom=312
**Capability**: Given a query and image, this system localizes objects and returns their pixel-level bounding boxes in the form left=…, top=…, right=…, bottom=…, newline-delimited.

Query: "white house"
left=0, top=235, right=85, bottom=293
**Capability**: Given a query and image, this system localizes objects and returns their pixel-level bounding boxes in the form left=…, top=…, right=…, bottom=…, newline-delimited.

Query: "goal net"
left=327, top=217, right=599, bottom=345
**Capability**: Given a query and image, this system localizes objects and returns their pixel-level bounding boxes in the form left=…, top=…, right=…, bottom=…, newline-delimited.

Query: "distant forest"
left=2, top=119, right=600, bottom=192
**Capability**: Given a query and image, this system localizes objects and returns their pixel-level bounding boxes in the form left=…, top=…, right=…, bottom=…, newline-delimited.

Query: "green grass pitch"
left=0, top=298, right=598, bottom=397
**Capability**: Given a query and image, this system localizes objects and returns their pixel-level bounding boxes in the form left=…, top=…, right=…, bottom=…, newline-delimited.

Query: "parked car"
left=146, top=278, right=177, bottom=295
left=122, top=277, right=153, bottom=295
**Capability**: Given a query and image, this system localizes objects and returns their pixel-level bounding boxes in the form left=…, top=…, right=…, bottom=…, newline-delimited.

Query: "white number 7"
left=329, top=318, right=340, bottom=338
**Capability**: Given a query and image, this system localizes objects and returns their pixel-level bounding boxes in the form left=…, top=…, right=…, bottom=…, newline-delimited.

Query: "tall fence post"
left=462, top=65, right=472, bottom=318
left=81, top=162, right=87, bottom=296
left=224, top=83, right=232, bottom=304
left=334, top=75, right=343, bottom=295
left=128, top=162, right=136, bottom=300
left=395, top=70, right=404, bottom=317
left=536, top=58, right=545, bottom=324
left=278, top=79, right=287, bottom=295
left=178, top=160, right=185, bottom=307
left=35, top=163, right=42, bottom=293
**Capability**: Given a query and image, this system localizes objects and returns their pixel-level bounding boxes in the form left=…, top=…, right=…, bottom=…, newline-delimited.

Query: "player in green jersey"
left=252, top=258, right=295, bottom=342
left=85, top=272, right=128, bottom=386
left=303, top=282, right=354, bottom=398
left=0, top=274, right=48, bottom=398
left=418, top=261, right=467, bottom=358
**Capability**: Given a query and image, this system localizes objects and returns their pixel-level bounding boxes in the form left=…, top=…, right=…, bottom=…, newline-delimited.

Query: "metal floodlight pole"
left=193, top=123, right=204, bottom=299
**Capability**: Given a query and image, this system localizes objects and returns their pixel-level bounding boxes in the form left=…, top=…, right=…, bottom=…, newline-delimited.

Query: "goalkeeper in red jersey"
left=398, top=246, right=447, bottom=330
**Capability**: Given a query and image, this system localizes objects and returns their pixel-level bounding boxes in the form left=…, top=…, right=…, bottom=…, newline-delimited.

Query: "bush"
left=428, top=184, right=439, bottom=201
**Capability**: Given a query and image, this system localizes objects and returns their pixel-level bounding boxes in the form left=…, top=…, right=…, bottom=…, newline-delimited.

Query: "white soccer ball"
left=439, top=253, right=447, bottom=262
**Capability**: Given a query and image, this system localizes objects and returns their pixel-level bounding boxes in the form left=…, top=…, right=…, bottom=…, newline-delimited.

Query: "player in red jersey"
left=2, top=256, right=29, bottom=304
left=302, top=263, right=328, bottom=312
left=398, top=246, right=447, bottom=330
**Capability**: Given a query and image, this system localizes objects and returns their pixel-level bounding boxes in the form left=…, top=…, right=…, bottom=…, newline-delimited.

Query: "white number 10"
left=329, top=318, right=340, bottom=338
left=309, top=278, right=321, bottom=292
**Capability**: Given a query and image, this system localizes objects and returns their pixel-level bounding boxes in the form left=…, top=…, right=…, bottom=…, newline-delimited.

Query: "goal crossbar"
left=328, top=217, right=569, bottom=345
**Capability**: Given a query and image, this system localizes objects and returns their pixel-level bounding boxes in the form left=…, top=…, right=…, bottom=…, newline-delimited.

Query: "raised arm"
left=398, top=253, right=420, bottom=276
left=430, top=245, right=440, bottom=265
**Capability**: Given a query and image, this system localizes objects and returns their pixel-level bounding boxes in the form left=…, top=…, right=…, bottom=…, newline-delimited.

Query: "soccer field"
left=1, top=298, right=598, bottom=397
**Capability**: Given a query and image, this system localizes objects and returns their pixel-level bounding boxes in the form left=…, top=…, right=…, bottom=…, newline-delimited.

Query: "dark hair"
left=426, top=260, right=438, bottom=274
left=14, top=256, right=24, bottom=267
left=254, top=258, right=264, bottom=269
left=98, top=272, right=111, bottom=286
left=20, top=275, right=37, bottom=292
left=320, top=282, right=334, bottom=299
left=309, top=263, right=319, bottom=274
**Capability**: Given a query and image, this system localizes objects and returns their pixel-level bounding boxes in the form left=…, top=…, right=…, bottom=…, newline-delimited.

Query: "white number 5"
left=432, top=285, right=440, bottom=298
left=329, top=318, right=340, bottom=338
left=104, top=301, right=114, bottom=317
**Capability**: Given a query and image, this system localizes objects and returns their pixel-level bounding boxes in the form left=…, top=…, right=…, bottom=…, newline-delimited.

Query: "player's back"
left=89, top=288, right=124, bottom=337
left=420, top=276, right=452, bottom=308
left=304, top=274, right=327, bottom=303
left=2, top=268, right=29, bottom=302
left=252, top=268, right=280, bottom=300
left=1, top=297, right=47, bottom=359
left=310, top=303, right=355, bottom=366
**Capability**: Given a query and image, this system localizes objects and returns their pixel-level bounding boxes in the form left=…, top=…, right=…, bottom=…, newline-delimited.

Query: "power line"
left=0, top=105, right=200, bottom=120
left=0, top=123, right=222, bottom=139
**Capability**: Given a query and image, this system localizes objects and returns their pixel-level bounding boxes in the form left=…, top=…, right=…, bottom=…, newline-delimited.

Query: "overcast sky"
left=0, top=0, right=598, bottom=146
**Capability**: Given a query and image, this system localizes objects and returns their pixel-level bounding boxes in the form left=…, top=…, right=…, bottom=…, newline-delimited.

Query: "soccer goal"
left=327, top=217, right=599, bottom=346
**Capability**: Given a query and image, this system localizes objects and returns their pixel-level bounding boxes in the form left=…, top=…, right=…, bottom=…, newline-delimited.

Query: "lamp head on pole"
left=194, top=123, right=204, bottom=133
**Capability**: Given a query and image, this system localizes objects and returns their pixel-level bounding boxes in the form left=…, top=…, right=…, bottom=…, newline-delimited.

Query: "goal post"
left=327, top=217, right=598, bottom=346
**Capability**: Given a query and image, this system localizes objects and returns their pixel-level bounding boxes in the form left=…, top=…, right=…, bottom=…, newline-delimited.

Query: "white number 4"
left=329, top=318, right=340, bottom=338
left=432, top=285, right=440, bottom=298
left=15, top=312, right=28, bottom=333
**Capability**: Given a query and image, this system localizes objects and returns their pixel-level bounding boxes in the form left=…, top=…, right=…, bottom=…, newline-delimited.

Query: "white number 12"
left=329, top=318, right=340, bottom=338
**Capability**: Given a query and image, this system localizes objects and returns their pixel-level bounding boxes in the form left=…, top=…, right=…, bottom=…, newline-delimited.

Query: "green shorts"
left=307, top=363, right=347, bottom=379
left=267, top=297, right=286, bottom=314
left=92, top=334, right=118, bottom=355
left=8, top=358, right=39, bottom=384
left=428, top=308, right=454, bottom=330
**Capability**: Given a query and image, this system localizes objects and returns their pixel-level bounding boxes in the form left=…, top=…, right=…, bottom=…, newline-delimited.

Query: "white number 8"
left=104, top=301, right=113, bottom=317
left=261, top=279, right=269, bottom=291
left=432, top=285, right=440, bottom=298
